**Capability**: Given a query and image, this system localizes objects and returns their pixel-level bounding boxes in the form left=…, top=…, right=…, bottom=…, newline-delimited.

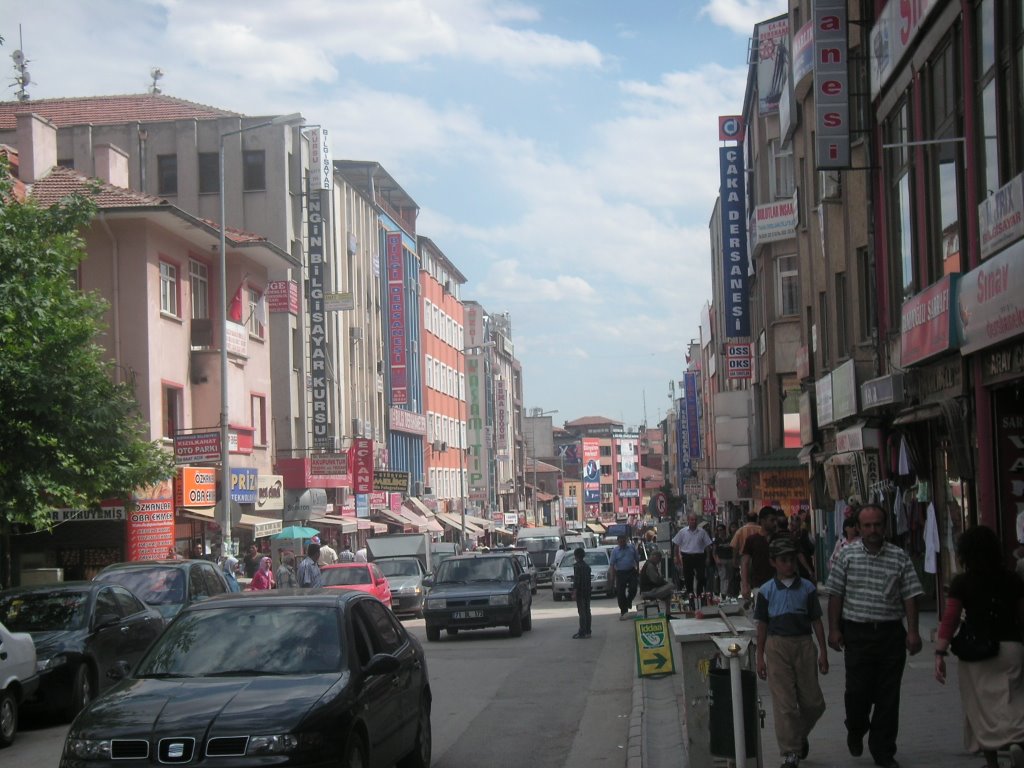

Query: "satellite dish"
left=20, top=69, right=30, bottom=85
left=150, top=67, right=164, bottom=80
left=11, top=49, right=24, bottom=64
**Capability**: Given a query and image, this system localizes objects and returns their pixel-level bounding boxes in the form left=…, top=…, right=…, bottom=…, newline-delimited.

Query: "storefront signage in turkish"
left=389, top=406, right=427, bottom=435
left=174, top=431, right=220, bottom=464
left=758, top=470, right=809, bottom=500
left=861, top=374, right=904, bottom=410
left=230, top=467, right=258, bottom=504
left=792, top=19, right=814, bottom=86
left=177, top=467, right=216, bottom=507
left=495, top=378, right=508, bottom=446
left=869, top=0, right=942, bottom=98
left=979, top=173, right=1024, bottom=259
left=683, top=372, right=702, bottom=459
left=981, top=339, right=1024, bottom=386
left=815, top=373, right=834, bottom=427
left=958, top=238, right=1024, bottom=356
left=831, top=359, right=858, bottom=422
left=256, top=474, right=284, bottom=512
left=351, top=438, right=374, bottom=494
left=50, top=503, right=126, bottom=523
left=308, top=186, right=331, bottom=448
left=756, top=16, right=789, bottom=116
left=386, top=232, right=408, bottom=405
left=324, top=291, right=354, bottom=312
left=913, top=357, right=963, bottom=404
left=754, top=192, right=798, bottom=243
left=618, top=488, right=640, bottom=498
left=901, top=274, right=959, bottom=366
left=310, top=453, right=348, bottom=476
left=127, top=490, right=174, bottom=562
left=676, top=396, right=692, bottom=483
left=726, top=342, right=753, bottom=379
left=719, top=145, right=750, bottom=338
left=306, top=127, right=332, bottom=192
left=373, top=470, right=409, bottom=493
left=266, top=280, right=299, bottom=314
left=813, top=0, right=850, bottom=169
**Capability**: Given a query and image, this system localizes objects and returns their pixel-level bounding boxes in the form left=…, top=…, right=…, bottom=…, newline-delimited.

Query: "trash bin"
left=708, top=667, right=758, bottom=757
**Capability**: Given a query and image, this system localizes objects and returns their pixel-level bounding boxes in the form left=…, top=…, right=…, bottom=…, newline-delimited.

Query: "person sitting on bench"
left=639, top=548, right=676, bottom=617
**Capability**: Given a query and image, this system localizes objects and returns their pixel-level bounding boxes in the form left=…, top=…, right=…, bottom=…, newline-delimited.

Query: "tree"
left=0, top=159, right=175, bottom=533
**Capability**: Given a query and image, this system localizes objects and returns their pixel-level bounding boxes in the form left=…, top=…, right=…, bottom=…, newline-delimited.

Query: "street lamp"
left=530, top=409, right=558, bottom=525
left=218, top=112, right=303, bottom=557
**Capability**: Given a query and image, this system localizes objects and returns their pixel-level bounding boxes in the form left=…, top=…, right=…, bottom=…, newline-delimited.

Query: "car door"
left=509, top=557, right=530, bottom=613
left=110, top=586, right=162, bottom=669
left=89, top=587, right=127, bottom=692
left=349, top=599, right=407, bottom=765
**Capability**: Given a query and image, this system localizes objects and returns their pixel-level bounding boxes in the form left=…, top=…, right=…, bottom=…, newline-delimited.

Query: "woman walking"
left=249, top=556, right=275, bottom=590
left=934, top=525, right=1024, bottom=768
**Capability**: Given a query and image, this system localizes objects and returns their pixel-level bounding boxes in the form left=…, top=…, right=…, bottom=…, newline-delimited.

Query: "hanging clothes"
left=924, top=502, right=940, bottom=574
left=894, top=489, right=909, bottom=536
left=898, top=436, right=913, bottom=477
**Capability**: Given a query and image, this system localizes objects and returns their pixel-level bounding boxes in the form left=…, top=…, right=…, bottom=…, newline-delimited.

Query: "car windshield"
left=136, top=606, right=343, bottom=677
left=95, top=566, right=185, bottom=606
left=519, top=537, right=561, bottom=553
left=0, top=591, right=90, bottom=631
left=558, top=551, right=609, bottom=569
left=378, top=558, right=421, bottom=578
left=436, top=557, right=515, bottom=583
left=322, top=567, right=372, bottom=586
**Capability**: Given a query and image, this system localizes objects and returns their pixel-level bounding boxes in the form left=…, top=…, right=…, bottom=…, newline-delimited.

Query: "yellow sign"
left=634, top=616, right=676, bottom=677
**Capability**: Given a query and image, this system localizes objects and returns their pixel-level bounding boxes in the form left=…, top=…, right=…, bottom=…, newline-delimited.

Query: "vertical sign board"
left=351, top=437, right=374, bottom=494
left=677, top=395, right=692, bottom=486
left=726, top=342, right=753, bottom=379
left=719, top=147, right=750, bottom=338
left=635, top=616, right=675, bottom=677
left=583, top=438, right=601, bottom=513
left=307, top=128, right=332, bottom=192
left=684, top=372, right=702, bottom=460
left=814, top=0, right=850, bottom=169
left=756, top=16, right=790, bottom=116
left=308, top=184, right=331, bottom=449
left=386, top=233, right=408, bottom=405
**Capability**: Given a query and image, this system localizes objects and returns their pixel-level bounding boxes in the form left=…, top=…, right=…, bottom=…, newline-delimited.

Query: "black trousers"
left=614, top=569, right=638, bottom=614
left=843, top=620, right=907, bottom=763
left=576, top=594, right=592, bottom=635
left=681, top=552, right=707, bottom=595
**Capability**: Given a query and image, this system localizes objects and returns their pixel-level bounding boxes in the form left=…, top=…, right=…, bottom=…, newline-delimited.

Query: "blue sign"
left=719, top=147, right=750, bottom=338
left=356, top=493, right=369, bottom=518
left=684, top=372, right=702, bottom=459
left=230, top=467, right=258, bottom=504
left=676, top=397, right=692, bottom=486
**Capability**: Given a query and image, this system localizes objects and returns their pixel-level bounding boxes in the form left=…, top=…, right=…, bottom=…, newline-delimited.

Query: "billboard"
left=583, top=439, right=601, bottom=506
left=386, top=232, right=408, bottom=405
left=756, top=16, right=790, bottom=116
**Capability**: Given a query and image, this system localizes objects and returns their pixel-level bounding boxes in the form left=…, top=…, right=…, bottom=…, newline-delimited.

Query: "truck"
left=365, top=533, right=433, bottom=617
left=514, top=526, right=566, bottom=586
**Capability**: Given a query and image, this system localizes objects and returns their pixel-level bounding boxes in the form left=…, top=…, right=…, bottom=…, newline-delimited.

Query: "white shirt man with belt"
left=672, top=514, right=712, bottom=595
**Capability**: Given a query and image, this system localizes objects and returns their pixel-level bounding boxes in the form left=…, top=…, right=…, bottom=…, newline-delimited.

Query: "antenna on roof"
left=149, top=67, right=164, bottom=95
left=11, top=25, right=31, bottom=102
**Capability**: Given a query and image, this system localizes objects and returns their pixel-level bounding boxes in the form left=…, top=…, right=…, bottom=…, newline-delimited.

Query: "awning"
left=586, top=522, right=606, bottom=534
left=306, top=512, right=357, bottom=534
left=465, top=514, right=494, bottom=531
left=356, top=519, right=388, bottom=533
left=491, top=526, right=515, bottom=538
left=399, top=508, right=443, bottom=534
left=372, top=508, right=413, bottom=531
left=738, top=447, right=802, bottom=472
left=405, top=496, right=435, bottom=518
left=179, top=506, right=216, bottom=522
left=434, top=510, right=483, bottom=536
left=892, top=403, right=943, bottom=425
left=236, top=514, right=283, bottom=538
left=797, top=445, right=818, bottom=465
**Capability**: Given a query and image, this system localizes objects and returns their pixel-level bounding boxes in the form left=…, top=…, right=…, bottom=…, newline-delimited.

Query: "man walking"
left=297, top=541, right=323, bottom=588
left=672, top=514, right=712, bottom=595
left=741, top=506, right=778, bottom=600
left=609, top=534, right=640, bottom=620
left=822, top=504, right=923, bottom=768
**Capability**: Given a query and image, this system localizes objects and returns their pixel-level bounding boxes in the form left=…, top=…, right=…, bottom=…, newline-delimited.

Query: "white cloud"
left=699, top=0, right=788, bottom=35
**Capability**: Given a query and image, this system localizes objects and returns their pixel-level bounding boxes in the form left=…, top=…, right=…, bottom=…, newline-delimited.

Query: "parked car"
left=92, top=559, right=229, bottom=621
left=321, top=563, right=393, bottom=607
left=0, top=582, right=164, bottom=721
left=60, top=590, right=432, bottom=768
left=552, top=548, right=613, bottom=601
left=508, top=550, right=538, bottom=594
left=421, top=553, right=532, bottom=641
left=0, top=619, right=38, bottom=747
left=375, top=557, right=427, bottom=618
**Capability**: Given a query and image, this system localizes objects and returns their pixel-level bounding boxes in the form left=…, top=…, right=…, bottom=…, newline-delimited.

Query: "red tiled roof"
left=564, top=416, right=624, bottom=427
left=28, top=166, right=167, bottom=208
left=0, top=94, right=239, bottom=131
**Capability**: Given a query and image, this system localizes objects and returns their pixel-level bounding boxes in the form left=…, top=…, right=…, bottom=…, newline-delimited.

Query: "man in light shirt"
left=672, top=514, right=712, bottom=595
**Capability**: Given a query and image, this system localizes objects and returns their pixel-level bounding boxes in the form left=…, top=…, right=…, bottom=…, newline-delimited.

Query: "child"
left=571, top=547, right=592, bottom=639
left=754, top=537, right=829, bottom=767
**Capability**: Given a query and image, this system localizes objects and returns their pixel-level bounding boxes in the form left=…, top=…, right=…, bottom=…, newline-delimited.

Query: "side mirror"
left=422, top=576, right=434, bottom=588
left=518, top=573, right=531, bottom=583
left=95, top=613, right=121, bottom=630
left=363, top=653, right=401, bottom=677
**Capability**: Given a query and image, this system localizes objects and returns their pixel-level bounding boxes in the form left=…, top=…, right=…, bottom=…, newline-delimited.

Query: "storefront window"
left=980, top=80, right=999, bottom=194
left=898, top=173, right=914, bottom=299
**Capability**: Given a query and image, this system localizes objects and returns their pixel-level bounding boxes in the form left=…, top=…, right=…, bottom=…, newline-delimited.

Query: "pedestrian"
left=639, top=548, right=675, bottom=617
left=934, top=525, right=1024, bottom=768
left=571, top=547, right=592, bottom=639
left=713, top=523, right=735, bottom=597
left=829, top=516, right=861, bottom=572
left=822, top=503, right=923, bottom=768
left=338, top=536, right=357, bottom=563
left=221, top=555, right=241, bottom=592
left=297, top=542, right=323, bottom=588
left=318, top=538, right=338, bottom=566
left=730, top=508, right=765, bottom=564
left=608, top=533, right=640, bottom=620
left=740, top=506, right=778, bottom=600
left=249, top=556, right=275, bottom=590
left=791, top=517, right=817, bottom=583
left=755, top=537, right=829, bottom=768
left=242, top=544, right=261, bottom=578
left=275, top=554, right=297, bottom=589
left=672, top=514, right=712, bottom=595
left=553, top=543, right=569, bottom=570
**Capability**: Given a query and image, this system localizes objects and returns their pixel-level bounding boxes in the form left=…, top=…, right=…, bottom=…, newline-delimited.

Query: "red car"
left=320, top=563, right=393, bottom=608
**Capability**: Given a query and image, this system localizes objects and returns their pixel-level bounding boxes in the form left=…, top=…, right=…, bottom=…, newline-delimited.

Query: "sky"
left=1, top=0, right=787, bottom=430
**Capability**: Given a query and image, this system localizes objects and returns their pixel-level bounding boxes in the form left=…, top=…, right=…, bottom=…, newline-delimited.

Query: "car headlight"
left=489, top=594, right=511, bottom=606
left=425, top=598, right=447, bottom=610
left=65, top=738, right=111, bottom=759
left=38, top=653, right=69, bottom=673
left=554, top=573, right=567, bottom=582
left=247, top=734, right=300, bottom=755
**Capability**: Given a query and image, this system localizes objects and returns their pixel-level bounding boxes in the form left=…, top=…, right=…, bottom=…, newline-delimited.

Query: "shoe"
left=799, top=738, right=809, bottom=759
left=873, top=759, right=899, bottom=768
left=780, top=753, right=799, bottom=767
left=572, top=633, right=583, bottom=639
left=1011, top=745, right=1024, bottom=768
left=847, top=732, right=863, bottom=757
left=581, top=632, right=592, bottom=639
left=619, top=612, right=631, bottom=621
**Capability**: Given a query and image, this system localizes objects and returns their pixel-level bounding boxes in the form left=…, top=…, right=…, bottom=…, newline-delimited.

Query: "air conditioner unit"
left=330, top=436, right=344, bottom=451
left=431, top=440, right=444, bottom=452
left=350, top=327, right=363, bottom=341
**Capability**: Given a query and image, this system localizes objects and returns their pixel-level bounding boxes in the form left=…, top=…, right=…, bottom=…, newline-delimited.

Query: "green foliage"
left=0, top=160, right=175, bottom=529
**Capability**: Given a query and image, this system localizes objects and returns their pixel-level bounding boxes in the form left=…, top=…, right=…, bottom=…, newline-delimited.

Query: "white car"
left=551, top=549, right=613, bottom=601
left=0, top=619, right=38, bottom=747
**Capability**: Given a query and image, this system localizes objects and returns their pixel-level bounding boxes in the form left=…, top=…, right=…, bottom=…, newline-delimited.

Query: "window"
left=818, top=291, right=830, bottom=368
left=243, top=150, right=266, bottom=191
left=770, top=139, right=795, bottom=199
left=251, top=394, right=267, bottom=446
left=835, top=272, right=849, bottom=359
left=189, top=260, right=209, bottom=319
left=162, top=384, right=182, bottom=439
left=246, top=287, right=265, bottom=339
left=857, top=247, right=877, bottom=343
left=425, top=356, right=434, bottom=389
left=198, top=153, right=219, bottom=195
left=885, top=100, right=915, bottom=311
left=157, top=154, right=178, bottom=195
left=775, top=254, right=799, bottom=317
left=160, top=261, right=179, bottom=316
left=424, top=300, right=433, bottom=334
left=926, top=36, right=963, bottom=280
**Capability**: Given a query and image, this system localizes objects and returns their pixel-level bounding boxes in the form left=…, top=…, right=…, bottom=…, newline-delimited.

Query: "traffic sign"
left=634, top=616, right=676, bottom=677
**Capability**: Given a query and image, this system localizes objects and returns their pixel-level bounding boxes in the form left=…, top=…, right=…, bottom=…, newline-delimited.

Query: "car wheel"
left=396, top=694, right=431, bottom=768
left=64, top=663, right=94, bottom=721
left=425, top=624, right=441, bottom=642
left=446, top=628, right=459, bottom=636
left=341, top=731, right=368, bottom=768
left=523, top=606, right=533, bottom=631
left=0, top=687, right=17, bottom=747
left=509, top=606, right=524, bottom=637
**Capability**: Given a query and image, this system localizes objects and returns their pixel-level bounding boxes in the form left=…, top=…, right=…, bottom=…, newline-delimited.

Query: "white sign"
left=225, top=321, right=248, bottom=357
left=325, top=291, right=354, bottom=312
left=307, top=127, right=332, bottom=192
left=978, top=174, right=1024, bottom=260
left=815, top=373, right=834, bottom=427
left=958, top=238, right=1024, bottom=355
left=754, top=192, right=799, bottom=243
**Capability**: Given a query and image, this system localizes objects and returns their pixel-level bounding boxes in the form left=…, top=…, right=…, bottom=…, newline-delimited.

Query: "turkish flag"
left=228, top=283, right=244, bottom=323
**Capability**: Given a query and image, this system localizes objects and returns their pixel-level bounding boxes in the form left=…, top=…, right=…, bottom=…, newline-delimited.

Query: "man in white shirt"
left=318, top=538, right=338, bottom=566
left=672, top=514, right=712, bottom=595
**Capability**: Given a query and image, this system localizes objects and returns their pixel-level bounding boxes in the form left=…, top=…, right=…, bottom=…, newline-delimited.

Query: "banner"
left=351, top=438, right=374, bottom=493
left=683, top=372, right=702, bottom=459
left=126, top=497, right=175, bottom=561
left=386, top=232, right=408, bottom=405
left=583, top=439, right=601, bottom=506
left=373, top=470, right=409, bottom=493
left=719, top=146, right=750, bottom=338
left=308, top=185, right=331, bottom=448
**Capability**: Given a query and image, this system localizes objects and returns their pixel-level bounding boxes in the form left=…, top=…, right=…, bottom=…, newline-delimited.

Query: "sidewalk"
left=634, top=609, right=999, bottom=768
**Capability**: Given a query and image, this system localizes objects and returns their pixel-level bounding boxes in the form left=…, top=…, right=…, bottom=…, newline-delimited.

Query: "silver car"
left=551, top=549, right=612, bottom=601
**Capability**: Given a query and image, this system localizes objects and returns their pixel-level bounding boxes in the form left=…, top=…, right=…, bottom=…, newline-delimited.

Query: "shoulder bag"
left=950, top=597, right=1000, bottom=662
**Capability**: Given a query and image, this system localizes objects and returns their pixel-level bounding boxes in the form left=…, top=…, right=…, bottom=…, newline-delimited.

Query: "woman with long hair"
left=934, top=525, right=1024, bottom=767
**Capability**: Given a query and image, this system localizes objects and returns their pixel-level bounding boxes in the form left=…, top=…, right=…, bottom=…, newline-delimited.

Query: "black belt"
left=846, top=619, right=902, bottom=630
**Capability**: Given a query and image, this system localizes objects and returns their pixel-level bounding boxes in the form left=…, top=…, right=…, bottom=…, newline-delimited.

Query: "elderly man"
left=822, top=504, right=922, bottom=768
left=640, top=549, right=676, bottom=618
left=672, top=514, right=712, bottom=595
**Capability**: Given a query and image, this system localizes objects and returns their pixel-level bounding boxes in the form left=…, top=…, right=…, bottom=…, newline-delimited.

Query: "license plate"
left=453, top=610, right=484, bottom=619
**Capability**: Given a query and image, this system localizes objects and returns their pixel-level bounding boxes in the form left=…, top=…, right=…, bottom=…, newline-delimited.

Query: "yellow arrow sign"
left=634, top=616, right=675, bottom=677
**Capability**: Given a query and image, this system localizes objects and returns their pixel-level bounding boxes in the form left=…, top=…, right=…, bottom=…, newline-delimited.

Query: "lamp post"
left=530, top=409, right=558, bottom=525
left=218, top=113, right=302, bottom=557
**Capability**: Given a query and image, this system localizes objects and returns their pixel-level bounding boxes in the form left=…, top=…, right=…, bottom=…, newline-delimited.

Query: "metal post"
left=728, top=642, right=747, bottom=766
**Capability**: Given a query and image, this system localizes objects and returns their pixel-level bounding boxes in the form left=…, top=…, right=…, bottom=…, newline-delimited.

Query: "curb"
left=628, top=674, right=644, bottom=768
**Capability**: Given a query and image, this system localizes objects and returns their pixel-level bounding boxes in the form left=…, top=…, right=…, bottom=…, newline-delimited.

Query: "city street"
left=2, top=589, right=636, bottom=768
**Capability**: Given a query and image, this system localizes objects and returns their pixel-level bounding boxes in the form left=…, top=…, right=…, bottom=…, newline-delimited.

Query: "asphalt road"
left=2, top=589, right=636, bottom=768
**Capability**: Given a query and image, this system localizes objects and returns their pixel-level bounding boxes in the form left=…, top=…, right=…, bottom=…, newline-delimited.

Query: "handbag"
left=950, top=599, right=1000, bottom=662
